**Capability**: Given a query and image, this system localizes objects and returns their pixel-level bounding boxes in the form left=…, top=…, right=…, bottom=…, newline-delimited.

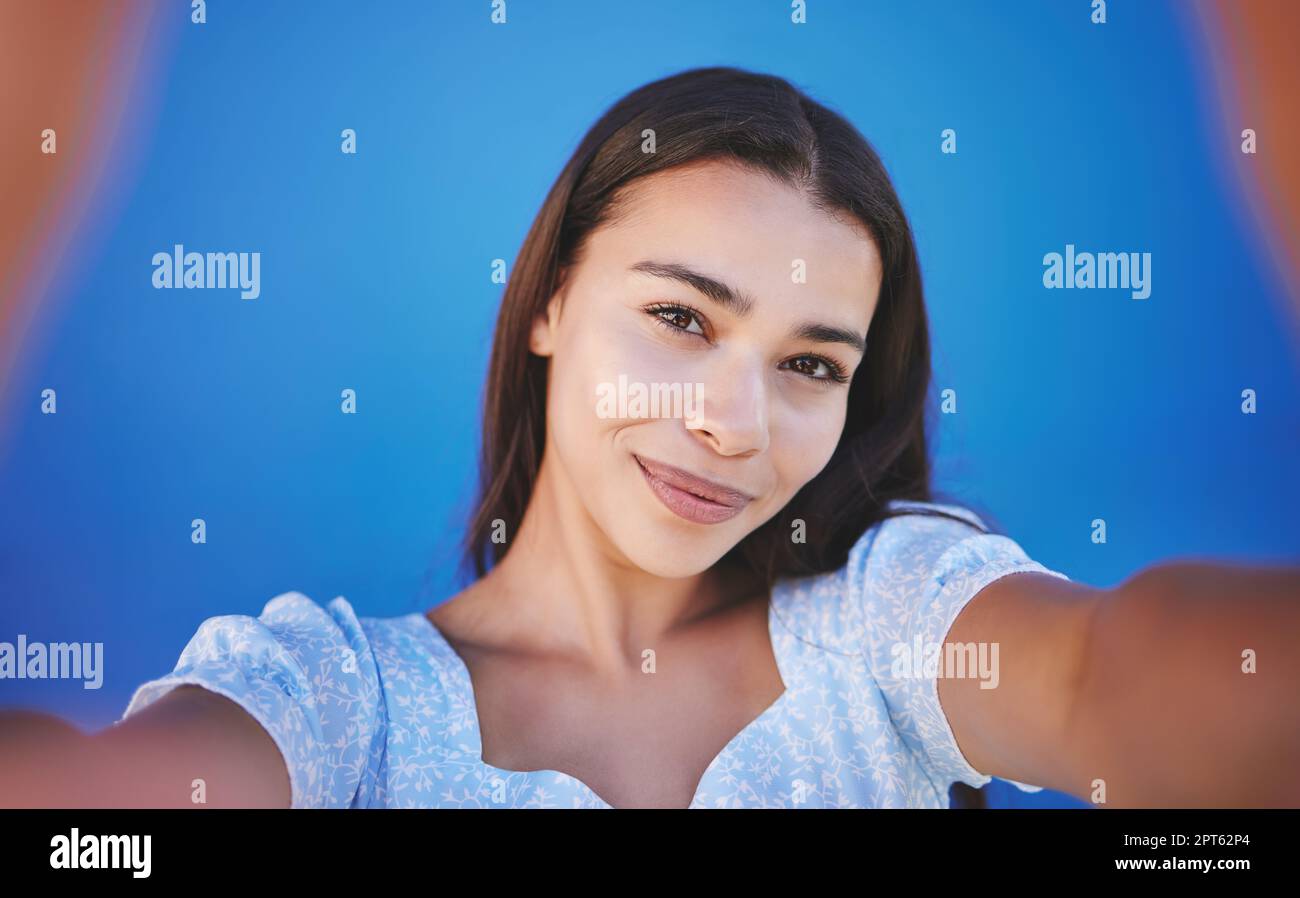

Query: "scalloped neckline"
left=411, top=582, right=795, bottom=809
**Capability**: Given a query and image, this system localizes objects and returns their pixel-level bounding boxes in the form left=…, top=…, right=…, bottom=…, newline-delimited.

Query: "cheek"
left=772, top=397, right=847, bottom=487
left=597, top=313, right=705, bottom=384
left=547, top=316, right=658, bottom=454
left=554, top=318, right=700, bottom=428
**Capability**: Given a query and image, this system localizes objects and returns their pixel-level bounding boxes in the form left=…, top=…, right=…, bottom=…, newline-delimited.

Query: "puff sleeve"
left=118, top=591, right=384, bottom=808
left=852, top=502, right=1072, bottom=796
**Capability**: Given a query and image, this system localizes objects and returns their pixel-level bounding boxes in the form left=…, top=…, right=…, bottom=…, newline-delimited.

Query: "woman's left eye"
left=782, top=355, right=849, bottom=384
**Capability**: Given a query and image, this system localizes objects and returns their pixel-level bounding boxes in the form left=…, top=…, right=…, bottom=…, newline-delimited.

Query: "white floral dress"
left=119, top=499, right=1068, bottom=808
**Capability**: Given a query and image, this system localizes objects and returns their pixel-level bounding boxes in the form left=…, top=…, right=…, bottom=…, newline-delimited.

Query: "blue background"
left=3, top=1, right=1297, bottom=810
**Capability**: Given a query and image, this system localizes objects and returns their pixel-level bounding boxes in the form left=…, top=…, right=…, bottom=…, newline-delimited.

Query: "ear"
left=528, top=268, right=568, bottom=357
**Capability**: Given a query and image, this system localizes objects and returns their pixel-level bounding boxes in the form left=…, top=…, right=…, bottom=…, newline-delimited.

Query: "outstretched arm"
left=0, top=686, right=292, bottom=808
left=938, top=561, right=1300, bottom=807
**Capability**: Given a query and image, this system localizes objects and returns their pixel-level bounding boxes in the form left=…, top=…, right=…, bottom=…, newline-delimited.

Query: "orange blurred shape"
left=0, top=1, right=154, bottom=384
left=1195, top=0, right=1300, bottom=341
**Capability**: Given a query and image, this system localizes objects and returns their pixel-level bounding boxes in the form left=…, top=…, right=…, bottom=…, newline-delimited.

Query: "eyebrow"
left=792, top=322, right=867, bottom=354
left=630, top=260, right=755, bottom=317
left=629, top=259, right=867, bottom=354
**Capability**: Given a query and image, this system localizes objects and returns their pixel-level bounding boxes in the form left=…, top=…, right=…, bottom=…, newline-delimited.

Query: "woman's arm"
left=938, top=562, right=1300, bottom=807
left=0, top=686, right=292, bottom=808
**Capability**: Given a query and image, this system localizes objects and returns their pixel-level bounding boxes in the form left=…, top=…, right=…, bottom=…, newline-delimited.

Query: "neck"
left=482, top=444, right=758, bottom=675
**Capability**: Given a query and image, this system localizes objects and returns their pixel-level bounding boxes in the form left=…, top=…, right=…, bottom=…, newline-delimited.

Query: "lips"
left=634, top=454, right=753, bottom=525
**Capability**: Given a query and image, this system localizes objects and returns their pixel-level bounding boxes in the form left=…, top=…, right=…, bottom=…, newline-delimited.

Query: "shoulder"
left=843, top=501, right=1069, bottom=794
left=850, top=499, right=988, bottom=569
left=175, top=591, right=382, bottom=689
left=122, top=591, right=394, bottom=808
left=795, top=497, right=1070, bottom=667
left=846, top=499, right=1065, bottom=608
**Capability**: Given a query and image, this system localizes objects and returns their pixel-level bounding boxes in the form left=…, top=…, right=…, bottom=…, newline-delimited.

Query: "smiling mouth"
left=633, top=454, right=753, bottom=525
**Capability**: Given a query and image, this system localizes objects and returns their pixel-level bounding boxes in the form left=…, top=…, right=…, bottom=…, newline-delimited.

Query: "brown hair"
left=464, top=65, right=984, bottom=585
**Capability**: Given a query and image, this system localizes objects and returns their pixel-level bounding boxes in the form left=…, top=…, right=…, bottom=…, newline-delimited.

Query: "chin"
left=615, top=527, right=740, bottom=579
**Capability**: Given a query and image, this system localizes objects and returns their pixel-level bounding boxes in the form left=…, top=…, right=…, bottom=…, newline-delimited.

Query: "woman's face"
left=530, top=158, right=883, bottom=578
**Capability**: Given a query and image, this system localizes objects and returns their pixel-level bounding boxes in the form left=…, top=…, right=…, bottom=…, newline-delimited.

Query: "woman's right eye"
left=645, top=303, right=707, bottom=338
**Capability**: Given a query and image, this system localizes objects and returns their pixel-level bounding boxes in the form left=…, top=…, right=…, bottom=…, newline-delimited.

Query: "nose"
left=685, top=354, right=770, bottom=457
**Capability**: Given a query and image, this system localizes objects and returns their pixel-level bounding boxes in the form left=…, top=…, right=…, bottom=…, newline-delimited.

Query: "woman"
left=5, top=66, right=1298, bottom=809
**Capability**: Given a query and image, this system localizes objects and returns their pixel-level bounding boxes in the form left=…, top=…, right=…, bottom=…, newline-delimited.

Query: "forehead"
left=585, top=159, right=882, bottom=328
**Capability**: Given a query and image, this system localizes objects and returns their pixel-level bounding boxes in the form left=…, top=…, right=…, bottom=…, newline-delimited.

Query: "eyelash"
left=642, top=302, right=851, bottom=385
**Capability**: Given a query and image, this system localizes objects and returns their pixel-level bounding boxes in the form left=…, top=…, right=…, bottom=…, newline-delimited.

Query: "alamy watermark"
left=50, top=828, right=150, bottom=878
left=1043, top=243, right=1151, bottom=300
left=151, top=244, right=260, bottom=299
left=890, top=637, right=1000, bottom=689
left=0, top=635, right=104, bottom=689
left=595, top=374, right=704, bottom=425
